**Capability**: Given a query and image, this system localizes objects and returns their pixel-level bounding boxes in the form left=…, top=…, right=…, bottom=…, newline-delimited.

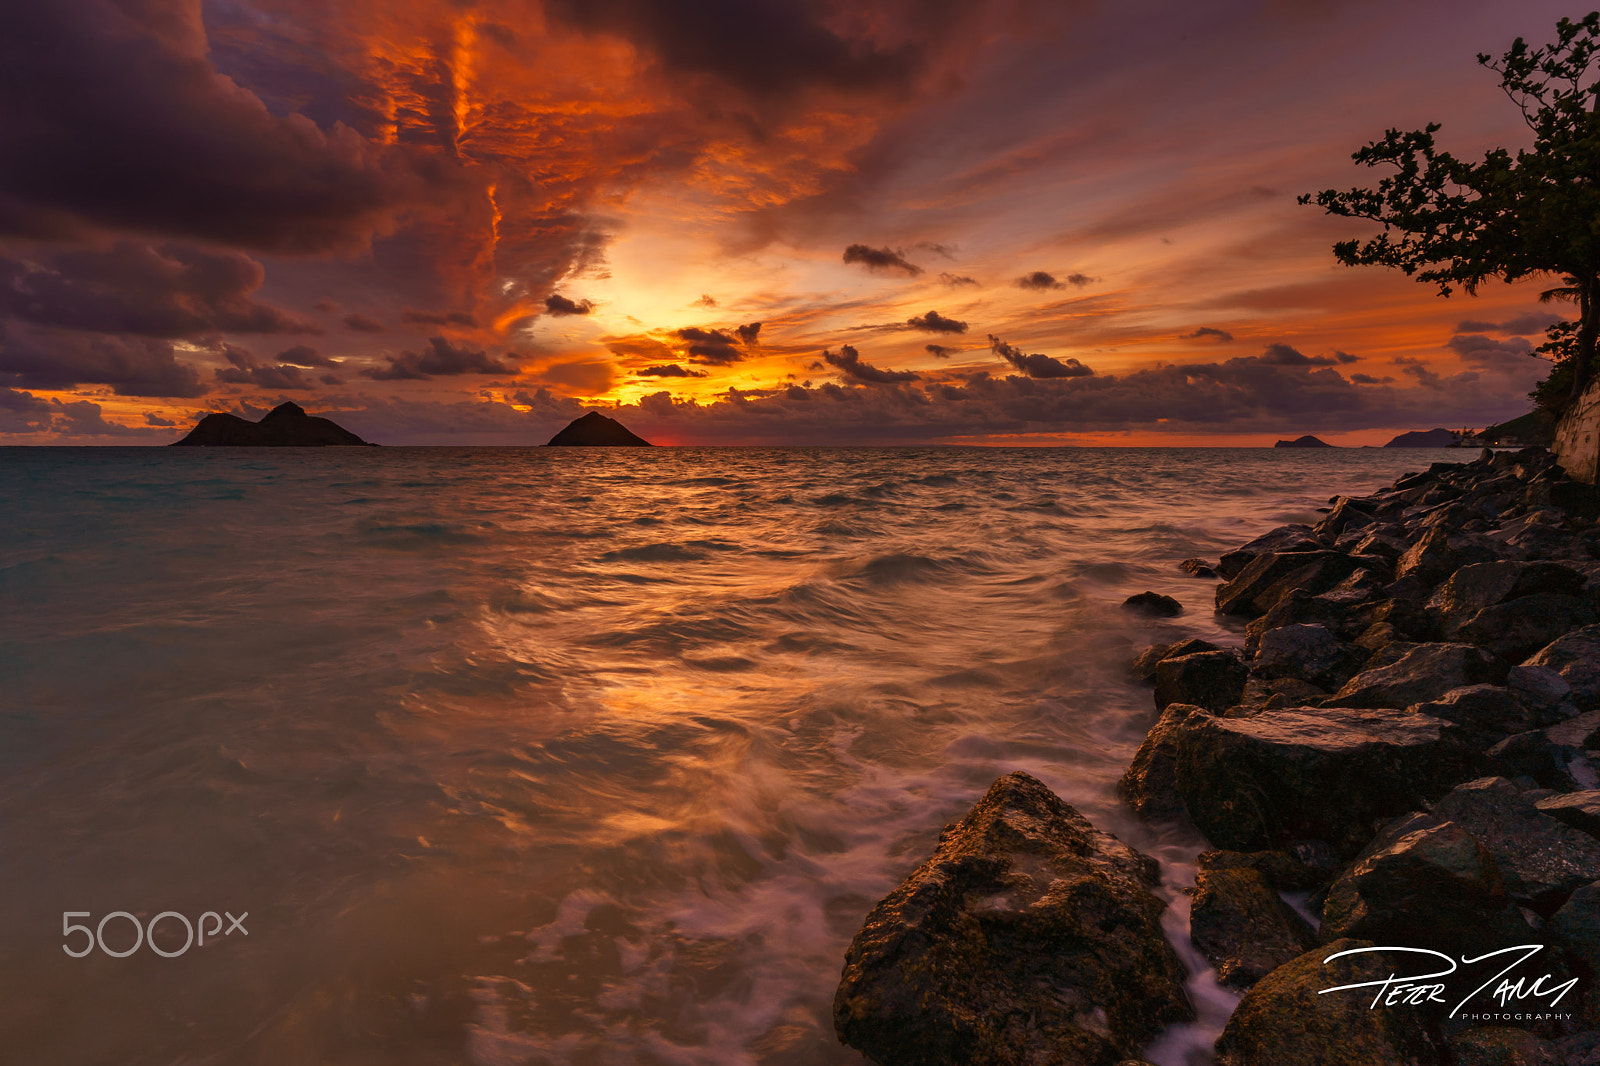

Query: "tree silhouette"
left=1301, top=12, right=1600, bottom=409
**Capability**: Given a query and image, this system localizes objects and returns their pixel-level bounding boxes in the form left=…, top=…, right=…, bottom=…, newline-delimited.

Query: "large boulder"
left=1153, top=650, right=1248, bottom=713
left=1428, top=562, right=1588, bottom=639
left=833, top=772, right=1193, bottom=1066
left=1457, top=594, right=1598, bottom=662
left=1189, top=859, right=1316, bottom=988
left=1318, top=811, right=1534, bottom=958
left=1119, top=703, right=1206, bottom=823
left=1404, top=686, right=1541, bottom=751
left=1534, top=791, right=1600, bottom=839
left=1333, top=643, right=1500, bottom=710
left=1173, top=706, right=1482, bottom=856
left=1216, top=552, right=1361, bottom=618
left=1426, top=561, right=1526, bottom=638
left=1525, top=626, right=1600, bottom=710
left=1218, top=525, right=1318, bottom=580
left=1130, top=638, right=1218, bottom=683
left=1430, top=777, right=1600, bottom=913
left=1252, top=624, right=1365, bottom=690
left=1213, top=938, right=1441, bottom=1066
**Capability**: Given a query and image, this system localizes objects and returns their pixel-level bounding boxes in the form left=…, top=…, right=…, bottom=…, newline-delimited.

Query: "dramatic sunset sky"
left=0, top=0, right=1587, bottom=445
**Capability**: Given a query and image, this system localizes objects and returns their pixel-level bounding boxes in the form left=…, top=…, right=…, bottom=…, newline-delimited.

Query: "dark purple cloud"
left=545, top=294, right=595, bottom=316
left=907, top=310, right=968, bottom=334
left=926, top=343, right=958, bottom=358
left=1016, top=271, right=1062, bottom=290
left=0, top=1, right=450, bottom=253
left=988, top=335, right=1093, bottom=378
left=639, top=363, right=707, bottom=377
left=1447, top=333, right=1536, bottom=363
left=343, top=313, right=385, bottom=332
left=362, top=336, right=512, bottom=380
left=541, top=0, right=929, bottom=100
left=1258, top=342, right=1339, bottom=367
left=1455, top=312, right=1561, bottom=335
left=275, top=344, right=339, bottom=368
left=842, top=244, right=923, bottom=276
left=674, top=326, right=744, bottom=364
left=0, top=243, right=316, bottom=336
left=939, top=272, right=979, bottom=287
left=0, top=328, right=206, bottom=396
left=735, top=322, right=762, bottom=345
left=1182, top=326, right=1233, bottom=342
left=823, top=344, right=919, bottom=383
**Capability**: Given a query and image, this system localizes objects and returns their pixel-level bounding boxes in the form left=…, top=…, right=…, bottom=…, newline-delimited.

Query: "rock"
left=170, top=401, right=376, bottom=446
left=1216, top=551, right=1362, bottom=617
left=1447, top=1027, right=1564, bottom=1066
left=1405, top=686, right=1541, bottom=750
left=1236, top=676, right=1329, bottom=716
left=1213, top=938, right=1441, bottom=1066
left=1458, top=594, right=1598, bottom=662
left=1487, top=731, right=1585, bottom=792
left=546, top=411, right=652, bottom=446
left=1534, top=791, right=1600, bottom=839
left=1315, top=497, right=1378, bottom=542
left=1506, top=664, right=1576, bottom=717
left=1274, top=434, right=1335, bottom=448
left=1130, top=638, right=1219, bottom=682
left=1173, top=706, right=1482, bottom=856
left=833, top=771, right=1193, bottom=1066
left=1334, top=643, right=1501, bottom=710
left=1120, top=703, right=1206, bottom=822
left=1245, top=590, right=1350, bottom=651
left=1198, top=848, right=1332, bottom=891
left=1179, top=557, right=1218, bottom=578
left=1427, top=561, right=1527, bottom=638
left=1526, top=626, right=1600, bottom=710
left=1551, top=881, right=1600, bottom=973
left=1318, top=811, right=1534, bottom=958
left=1218, top=525, right=1318, bottom=580
left=1253, top=624, right=1365, bottom=690
left=1396, top=526, right=1457, bottom=586
left=1430, top=777, right=1600, bottom=913
left=1123, top=591, right=1183, bottom=616
left=1352, top=529, right=1410, bottom=561
left=1190, top=861, right=1316, bottom=988
left=1154, top=650, right=1249, bottom=713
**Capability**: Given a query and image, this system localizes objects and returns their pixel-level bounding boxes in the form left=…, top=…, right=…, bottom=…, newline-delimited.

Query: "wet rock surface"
left=1189, top=855, right=1316, bottom=988
left=833, top=771, right=1192, bottom=1066
left=1214, top=938, right=1441, bottom=1066
left=1317, top=811, right=1535, bottom=957
left=1173, top=705, right=1481, bottom=855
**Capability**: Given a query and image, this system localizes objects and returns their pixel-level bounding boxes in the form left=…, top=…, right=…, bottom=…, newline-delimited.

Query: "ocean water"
left=0, top=445, right=1468, bottom=1065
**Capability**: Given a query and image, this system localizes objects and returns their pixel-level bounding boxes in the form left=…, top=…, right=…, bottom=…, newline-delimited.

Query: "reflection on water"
left=0, top=446, right=1464, bottom=1064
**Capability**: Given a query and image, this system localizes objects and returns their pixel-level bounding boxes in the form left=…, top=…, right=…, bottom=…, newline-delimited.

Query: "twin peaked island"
left=169, top=404, right=651, bottom=447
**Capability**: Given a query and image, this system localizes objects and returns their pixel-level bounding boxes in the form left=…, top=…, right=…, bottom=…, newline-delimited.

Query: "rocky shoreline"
left=834, top=447, right=1600, bottom=1065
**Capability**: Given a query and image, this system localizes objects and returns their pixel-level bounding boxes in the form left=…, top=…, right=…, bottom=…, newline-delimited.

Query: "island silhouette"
left=171, top=402, right=375, bottom=446
left=547, top=412, right=652, bottom=446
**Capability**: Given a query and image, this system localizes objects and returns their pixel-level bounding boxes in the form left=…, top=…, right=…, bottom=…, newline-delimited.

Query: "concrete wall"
left=1554, top=376, right=1600, bottom=484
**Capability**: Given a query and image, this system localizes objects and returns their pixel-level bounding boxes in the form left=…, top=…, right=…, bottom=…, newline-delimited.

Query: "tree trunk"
left=1575, top=277, right=1599, bottom=402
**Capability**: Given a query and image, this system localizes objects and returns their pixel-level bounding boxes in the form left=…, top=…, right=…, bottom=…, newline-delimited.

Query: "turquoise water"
left=0, top=446, right=1467, bottom=1064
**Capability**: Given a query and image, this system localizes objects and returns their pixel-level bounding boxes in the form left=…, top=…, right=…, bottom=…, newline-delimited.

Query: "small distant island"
left=547, top=412, right=652, bottom=446
left=1383, top=427, right=1457, bottom=447
left=170, top=402, right=375, bottom=446
left=1272, top=435, right=1333, bottom=448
